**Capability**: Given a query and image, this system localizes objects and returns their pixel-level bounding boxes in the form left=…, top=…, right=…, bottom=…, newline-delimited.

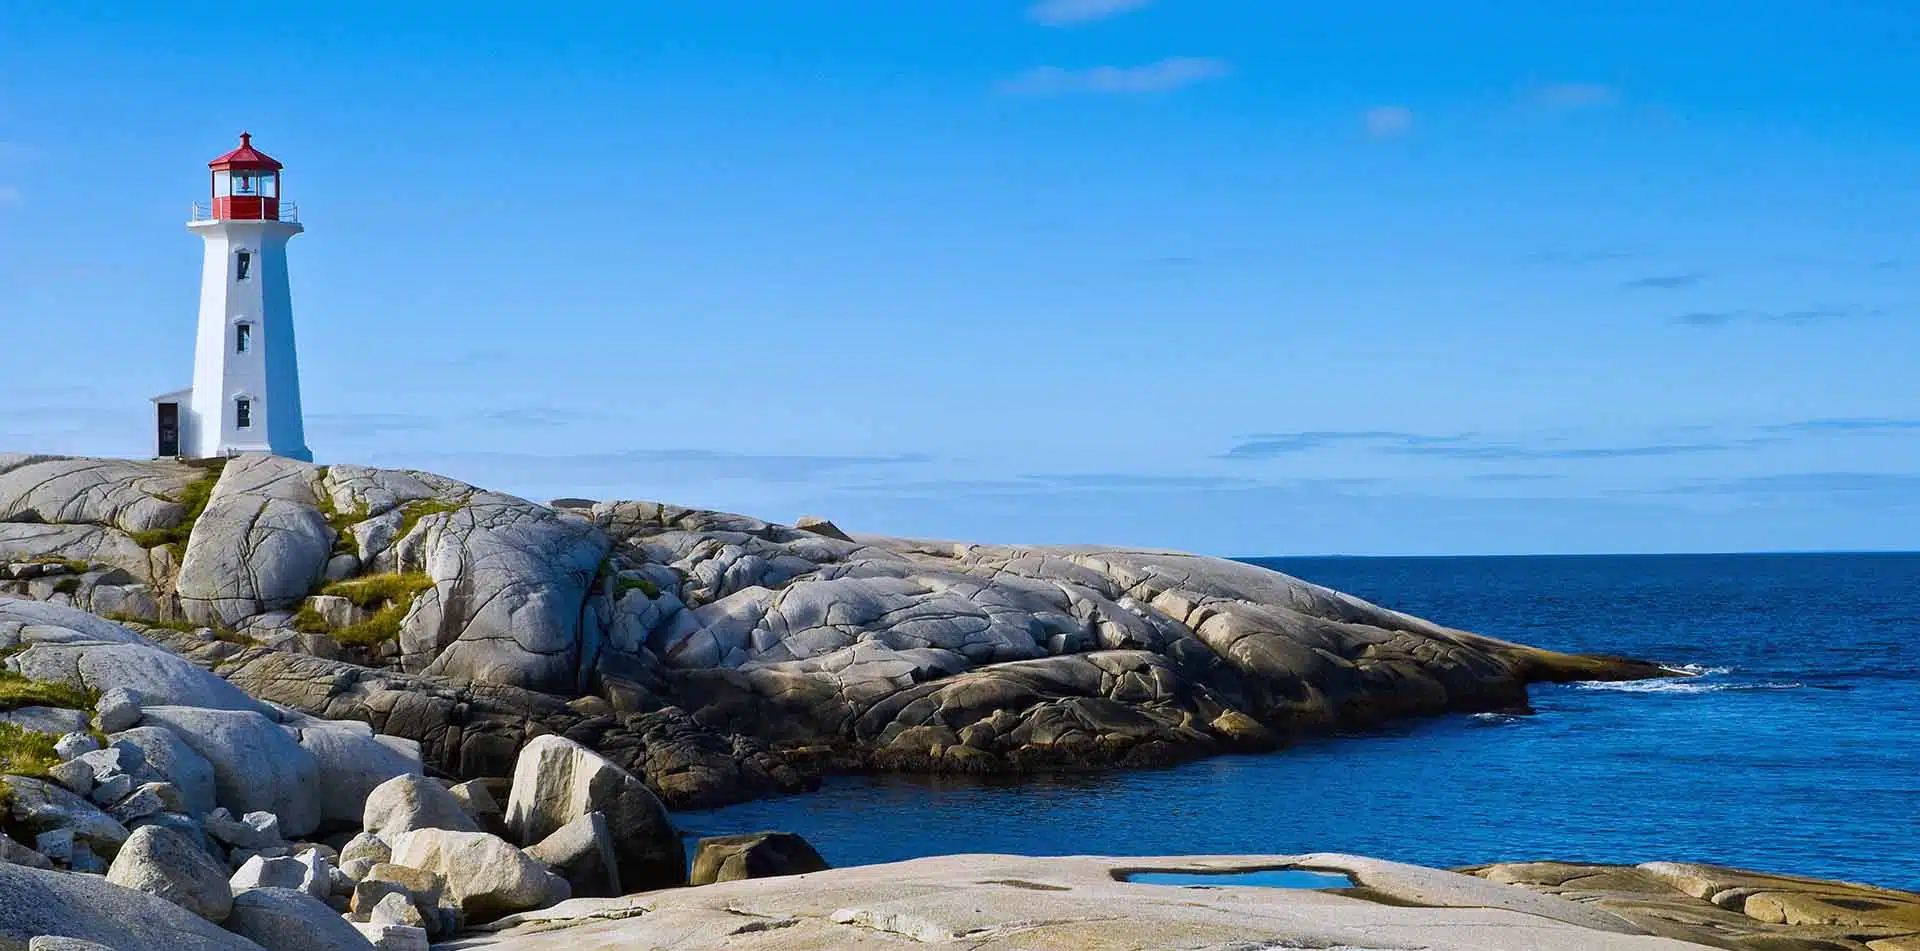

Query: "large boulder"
left=388, top=828, right=570, bottom=924
left=138, top=705, right=322, bottom=836
left=230, top=850, right=331, bottom=901
left=689, top=831, right=829, bottom=886
left=0, top=456, right=197, bottom=535
left=0, top=860, right=264, bottom=950
left=109, top=725, right=219, bottom=817
left=2, top=601, right=266, bottom=713
left=1, top=775, right=129, bottom=857
left=503, top=734, right=684, bottom=891
left=362, top=773, right=478, bottom=838
left=523, top=811, right=620, bottom=898
left=175, top=455, right=333, bottom=626
left=396, top=492, right=610, bottom=693
left=292, top=721, right=422, bottom=825
left=226, top=887, right=376, bottom=951
left=105, top=824, right=233, bottom=923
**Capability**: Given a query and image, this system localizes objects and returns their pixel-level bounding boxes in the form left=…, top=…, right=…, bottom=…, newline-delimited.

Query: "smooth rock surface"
left=175, top=456, right=333, bottom=626
left=105, top=824, right=234, bottom=923
left=362, top=773, right=477, bottom=839
left=0, top=860, right=264, bottom=951
left=503, top=735, right=683, bottom=892
left=226, top=886, right=377, bottom=951
left=433, top=853, right=1704, bottom=951
left=138, top=705, right=321, bottom=836
left=689, top=831, right=828, bottom=886
left=108, top=726, right=218, bottom=817
left=389, top=828, right=571, bottom=924
left=522, top=811, right=620, bottom=898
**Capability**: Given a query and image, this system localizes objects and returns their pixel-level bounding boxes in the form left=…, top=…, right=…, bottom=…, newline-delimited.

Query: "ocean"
left=682, top=552, right=1920, bottom=889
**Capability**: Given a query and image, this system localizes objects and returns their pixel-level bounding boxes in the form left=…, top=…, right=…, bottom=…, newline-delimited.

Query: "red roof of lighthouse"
left=208, top=132, right=283, bottom=172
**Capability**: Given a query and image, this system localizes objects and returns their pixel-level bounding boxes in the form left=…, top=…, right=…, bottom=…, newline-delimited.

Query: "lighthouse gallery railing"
left=190, top=200, right=299, bottom=223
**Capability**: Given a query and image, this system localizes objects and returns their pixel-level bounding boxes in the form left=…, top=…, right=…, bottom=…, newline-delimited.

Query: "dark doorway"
left=156, top=402, right=179, bottom=457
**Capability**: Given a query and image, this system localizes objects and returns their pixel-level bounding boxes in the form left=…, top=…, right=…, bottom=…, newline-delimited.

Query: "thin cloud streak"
left=1027, top=0, right=1152, bottom=26
left=998, top=57, right=1230, bottom=96
left=1621, top=272, right=1705, bottom=291
left=1364, top=105, right=1414, bottom=138
left=1529, top=82, right=1621, bottom=109
left=1674, top=307, right=1864, bottom=327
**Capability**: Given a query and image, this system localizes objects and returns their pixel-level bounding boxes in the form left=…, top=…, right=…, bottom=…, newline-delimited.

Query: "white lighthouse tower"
left=151, top=132, right=311, bottom=462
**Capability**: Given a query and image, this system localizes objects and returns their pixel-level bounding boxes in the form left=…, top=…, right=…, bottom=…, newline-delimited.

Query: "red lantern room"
left=205, top=132, right=287, bottom=221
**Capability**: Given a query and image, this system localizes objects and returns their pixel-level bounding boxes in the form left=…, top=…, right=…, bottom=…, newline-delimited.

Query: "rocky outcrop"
left=429, top=853, right=1709, bottom=951
left=388, top=829, right=570, bottom=924
left=689, top=831, right=828, bottom=886
left=0, top=860, right=264, bottom=950
left=226, top=887, right=376, bottom=951
left=503, top=735, right=684, bottom=893
left=1467, top=860, right=1920, bottom=951
left=176, top=455, right=333, bottom=626
left=6, top=453, right=1668, bottom=813
left=362, top=773, right=479, bottom=839
left=105, top=824, right=234, bottom=923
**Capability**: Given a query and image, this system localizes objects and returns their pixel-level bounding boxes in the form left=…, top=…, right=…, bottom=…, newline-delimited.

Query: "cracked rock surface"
left=0, top=453, right=1665, bottom=808
left=437, top=853, right=1718, bottom=951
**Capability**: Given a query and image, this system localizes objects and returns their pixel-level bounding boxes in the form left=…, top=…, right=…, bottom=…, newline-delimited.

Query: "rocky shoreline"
left=9, top=451, right=1903, bottom=949
left=0, top=452, right=1670, bottom=808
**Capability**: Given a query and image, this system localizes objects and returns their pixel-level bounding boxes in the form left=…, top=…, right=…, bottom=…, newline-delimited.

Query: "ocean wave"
left=1572, top=678, right=1803, bottom=695
left=1469, top=712, right=1528, bottom=725
left=1665, top=663, right=1733, bottom=676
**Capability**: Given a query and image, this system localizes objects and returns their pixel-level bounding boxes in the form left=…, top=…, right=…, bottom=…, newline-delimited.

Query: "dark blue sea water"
left=683, top=553, right=1920, bottom=889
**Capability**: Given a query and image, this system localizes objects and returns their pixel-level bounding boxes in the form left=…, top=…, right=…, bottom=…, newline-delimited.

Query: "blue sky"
left=1, top=1, right=1915, bottom=555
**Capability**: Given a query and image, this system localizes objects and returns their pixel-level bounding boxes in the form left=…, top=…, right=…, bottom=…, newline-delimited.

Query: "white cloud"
left=1529, top=83, right=1621, bottom=110
left=998, top=57, right=1230, bottom=96
left=1027, top=0, right=1153, bottom=25
left=1364, top=105, right=1414, bottom=138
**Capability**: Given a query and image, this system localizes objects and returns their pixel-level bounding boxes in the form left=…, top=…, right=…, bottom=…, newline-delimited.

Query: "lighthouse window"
left=235, top=324, right=252, bottom=354
left=232, top=173, right=258, bottom=197
left=235, top=398, right=253, bottom=429
left=235, top=251, right=252, bottom=281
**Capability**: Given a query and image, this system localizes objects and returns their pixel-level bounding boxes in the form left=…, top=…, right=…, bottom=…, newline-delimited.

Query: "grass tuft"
left=301, top=571, right=435, bottom=647
left=21, top=557, right=89, bottom=573
left=134, top=459, right=226, bottom=559
left=101, top=613, right=200, bottom=633
left=320, top=572, right=434, bottom=610
left=394, top=498, right=461, bottom=545
left=0, top=669, right=95, bottom=713
left=0, top=722, right=61, bottom=778
left=616, top=575, right=661, bottom=598
left=314, top=472, right=371, bottom=560
left=333, top=603, right=411, bottom=646
left=291, top=605, right=332, bottom=634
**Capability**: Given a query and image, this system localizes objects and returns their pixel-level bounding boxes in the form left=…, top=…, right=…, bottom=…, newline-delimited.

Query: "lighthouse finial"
left=239, top=131, right=252, bottom=147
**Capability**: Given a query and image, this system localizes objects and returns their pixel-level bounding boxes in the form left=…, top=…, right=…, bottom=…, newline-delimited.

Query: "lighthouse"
left=151, top=133, right=312, bottom=462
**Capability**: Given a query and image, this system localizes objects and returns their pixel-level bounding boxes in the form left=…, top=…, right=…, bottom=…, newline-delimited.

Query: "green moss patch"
left=133, top=459, right=226, bottom=559
left=302, top=572, right=435, bottom=648
left=616, top=575, right=661, bottom=598
left=101, top=614, right=200, bottom=634
left=20, top=557, right=89, bottom=573
left=333, top=603, right=413, bottom=647
left=395, top=498, right=461, bottom=545
left=313, top=471, right=370, bottom=560
left=321, top=572, right=434, bottom=610
left=0, top=722, right=61, bottom=778
left=0, top=670, right=94, bottom=713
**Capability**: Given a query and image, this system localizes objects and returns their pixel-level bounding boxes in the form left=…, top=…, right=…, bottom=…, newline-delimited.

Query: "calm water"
left=684, top=553, right=1920, bottom=889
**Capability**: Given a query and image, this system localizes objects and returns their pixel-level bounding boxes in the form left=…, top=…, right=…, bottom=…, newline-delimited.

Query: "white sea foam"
left=1573, top=678, right=1802, bottom=695
left=1469, top=712, right=1527, bottom=725
left=1666, top=663, right=1733, bottom=676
